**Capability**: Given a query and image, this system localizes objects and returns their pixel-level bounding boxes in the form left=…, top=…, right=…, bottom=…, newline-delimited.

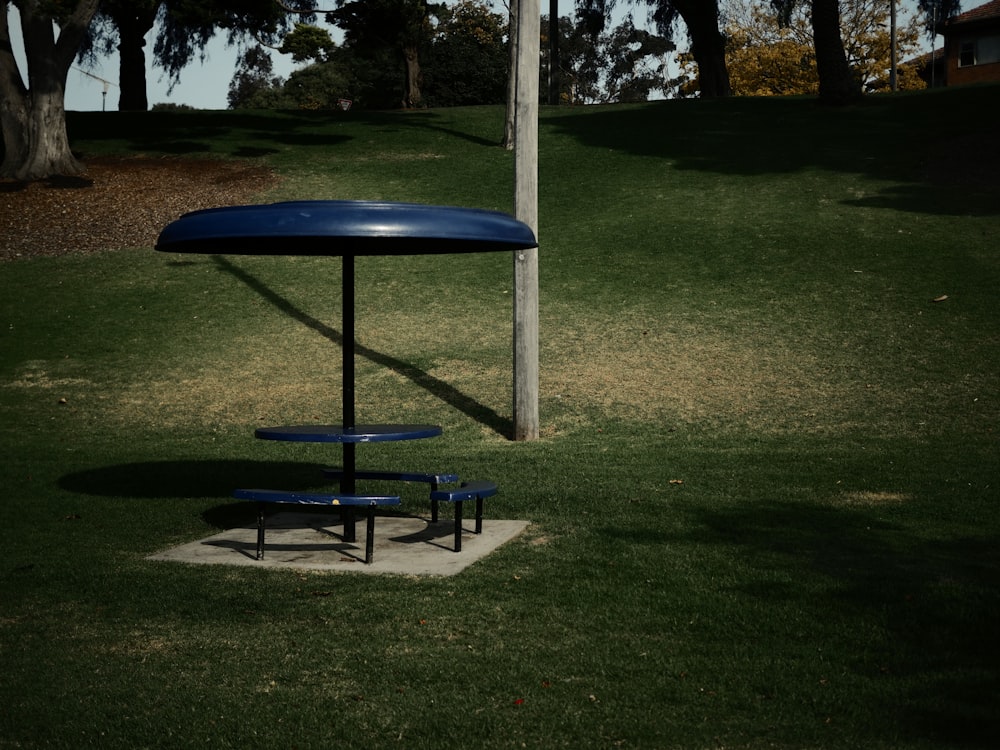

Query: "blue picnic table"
left=155, top=200, right=535, bottom=562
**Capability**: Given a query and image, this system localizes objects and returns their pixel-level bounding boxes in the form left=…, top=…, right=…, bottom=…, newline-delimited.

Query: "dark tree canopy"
left=81, top=0, right=317, bottom=110
left=917, top=0, right=962, bottom=36
left=328, top=0, right=442, bottom=108
left=228, top=44, right=283, bottom=109
left=229, top=1, right=508, bottom=111
left=421, top=0, right=508, bottom=107
left=576, top=0, right=731, bottom=97
left=548, top=13, right=674, bottom=103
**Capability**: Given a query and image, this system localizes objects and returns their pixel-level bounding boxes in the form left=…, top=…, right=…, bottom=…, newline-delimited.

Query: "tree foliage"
left=280, top=21, right=337, bottom=63
left=551, top=13, right=674, bottom=103
left=81, top=0, right=316, bottom=111
left=577, top=0, right=732, bottom=97
left=230, top=0, right=508, bottom=111
left=916, top=0, right=961, bottom=37
left=421, top=0, right=508, bottom=107
left=327, top=0, right=440, bottom=108
left=714, top=0, right=925, bottom=97
left=227, top=44, right=284, bottom=109
left=768, top=0, right=861, bottom=103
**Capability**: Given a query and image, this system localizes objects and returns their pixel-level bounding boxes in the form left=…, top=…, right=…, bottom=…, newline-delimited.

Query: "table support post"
left=342, top=253, right=357, bottom=541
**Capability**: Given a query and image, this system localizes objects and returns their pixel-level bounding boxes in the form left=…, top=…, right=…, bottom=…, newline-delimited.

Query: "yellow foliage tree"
left=680, top=0, right=927, bottom=96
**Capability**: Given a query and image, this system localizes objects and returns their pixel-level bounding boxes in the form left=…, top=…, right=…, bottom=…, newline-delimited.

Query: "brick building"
left=940, top=0, right=1000, bottom=86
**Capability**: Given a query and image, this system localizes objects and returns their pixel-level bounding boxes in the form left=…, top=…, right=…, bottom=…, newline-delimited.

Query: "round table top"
left=255, top=424, right=443, bottom=443
left=155, top=200, right=537, bottom=256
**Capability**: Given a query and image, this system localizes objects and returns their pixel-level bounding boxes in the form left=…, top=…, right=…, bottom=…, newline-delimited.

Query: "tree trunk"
left=0, top=0, right=100, bottom=180
left=672, top=0, right=731, bottom=98
left=402, top=45, right=422, bottom=107
left=115, top=8, right=158, bottom=111
left=1, top=9, right=30, bottom=174
left=548, top=0, right=559, bottom=104
left=811, top=0, right=862, bottom=104
left=0, top=96, right=31, bottom=179
left=502, top=0, right=519, bottom=149
left=2, top=88, right=82, bottom=180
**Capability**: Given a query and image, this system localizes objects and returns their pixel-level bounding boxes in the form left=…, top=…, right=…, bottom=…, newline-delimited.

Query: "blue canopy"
left=155, top=200, right=537, bottom=256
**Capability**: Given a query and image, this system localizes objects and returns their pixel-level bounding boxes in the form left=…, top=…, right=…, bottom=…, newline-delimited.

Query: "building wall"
left=945, top=24, right=1000, bottom=85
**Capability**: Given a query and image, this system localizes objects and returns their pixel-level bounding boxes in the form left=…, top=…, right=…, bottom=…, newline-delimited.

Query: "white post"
left=513, top=0, right=540, bottom=441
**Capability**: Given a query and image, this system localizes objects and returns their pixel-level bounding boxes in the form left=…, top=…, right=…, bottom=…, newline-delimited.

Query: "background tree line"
left=679, top=0, right=929, bottom=97
left=226, top=2, right=676, bottom=110
left=2, top=0, right=958, bottom=181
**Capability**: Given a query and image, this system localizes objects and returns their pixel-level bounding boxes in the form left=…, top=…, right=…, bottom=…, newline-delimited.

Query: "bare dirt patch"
left=1, top=156, right=278, bottom=261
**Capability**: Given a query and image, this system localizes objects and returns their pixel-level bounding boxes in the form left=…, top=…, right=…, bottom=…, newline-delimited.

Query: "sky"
left=5, top=5, right=341, bottom=111
left=6, top=1, right=939, bottom=113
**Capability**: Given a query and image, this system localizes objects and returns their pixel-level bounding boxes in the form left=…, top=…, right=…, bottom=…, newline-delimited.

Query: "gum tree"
left=1, top=0, right=101, bottom=180
left=577, top=0, right=732, bottom=97
left=83, top=0, right=316, bottom=111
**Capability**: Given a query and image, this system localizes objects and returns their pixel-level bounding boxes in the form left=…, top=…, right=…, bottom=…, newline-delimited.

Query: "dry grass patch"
left=838, top=490, right=912, bottom=507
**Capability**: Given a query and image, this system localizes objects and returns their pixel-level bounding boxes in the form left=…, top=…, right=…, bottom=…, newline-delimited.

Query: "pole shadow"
left=212, top=255, right=512, bottom=437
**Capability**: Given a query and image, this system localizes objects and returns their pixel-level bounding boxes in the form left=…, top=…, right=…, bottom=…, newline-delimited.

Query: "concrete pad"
left=147, top=511, right=529, bottom=576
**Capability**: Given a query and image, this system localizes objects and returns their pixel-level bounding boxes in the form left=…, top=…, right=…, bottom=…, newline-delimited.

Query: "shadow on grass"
left=58, top=459, right=324, bottom=499
left=601, top=500, right=1000, bottom=747
left=68, top=109, right=354, bottom=159
left=212, top=256, right=512, bottom=437
left=58, top=459, right=330, bottom=528
left=67, top=107, right=499, bottom=166
left=544, top=90, right=1000, bottom=217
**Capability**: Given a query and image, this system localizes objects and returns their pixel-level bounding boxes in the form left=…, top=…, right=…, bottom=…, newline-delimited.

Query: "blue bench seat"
left=321, top=469, right=459, bottom=486
left=429, top=481, right=498, bottom=552
left=233, top=488, right=401, bottom=564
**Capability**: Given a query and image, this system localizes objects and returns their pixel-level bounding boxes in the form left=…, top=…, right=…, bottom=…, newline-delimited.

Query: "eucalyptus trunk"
left=402, top=45, right=422, bottom=107
left=0, top=0, right=100, bottom=180
left=672, top=0, right=731, bottom=97
left=114, top=7, right=159, bottom=111
left=502, top=0, right=519, bottom=149
left=811, top=0, right=861, bottom=104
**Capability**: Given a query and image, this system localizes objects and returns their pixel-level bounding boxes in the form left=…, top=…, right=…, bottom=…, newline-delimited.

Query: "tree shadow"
left=67, top=110, right=354, bottom=160
left=211, top=255, right=512, bottom=437
left=600, top=500, right=1000, bottom=747
left=544, top=89, right=1000, bottom=217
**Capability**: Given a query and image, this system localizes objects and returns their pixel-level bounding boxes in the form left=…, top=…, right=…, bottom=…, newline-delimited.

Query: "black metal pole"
left=342, top=253, right=357, bottom=540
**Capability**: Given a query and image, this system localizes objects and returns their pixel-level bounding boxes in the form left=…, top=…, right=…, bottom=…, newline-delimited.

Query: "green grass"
left=2, top=87, right=999, bottom=748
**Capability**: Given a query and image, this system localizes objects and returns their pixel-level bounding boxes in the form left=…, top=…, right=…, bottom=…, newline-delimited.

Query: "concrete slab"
left=147, top=511, right=529, bottom=576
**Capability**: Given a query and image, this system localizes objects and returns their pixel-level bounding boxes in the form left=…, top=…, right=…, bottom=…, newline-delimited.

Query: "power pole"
left=513, top=0, right=540, bottom=441
left=73, top=67, right=117, bottom=111
left=548, top=0, right=560, bottom=104
left=890, top=0, right=898, bottom=91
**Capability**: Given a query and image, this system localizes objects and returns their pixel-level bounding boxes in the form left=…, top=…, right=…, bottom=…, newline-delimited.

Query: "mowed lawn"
left=1, top=86, right=998, bottom=748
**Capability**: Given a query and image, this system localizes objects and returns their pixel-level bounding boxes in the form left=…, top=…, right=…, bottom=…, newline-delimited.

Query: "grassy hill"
left=2, top=87, right=998, bottom=748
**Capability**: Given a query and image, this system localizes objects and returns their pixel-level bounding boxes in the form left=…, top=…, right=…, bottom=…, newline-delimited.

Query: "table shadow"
left=213, top=256, right=512, bottom=437
left=59, top=459, right=325, bottom=529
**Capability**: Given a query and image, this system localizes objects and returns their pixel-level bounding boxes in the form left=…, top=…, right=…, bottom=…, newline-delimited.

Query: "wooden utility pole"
left=890, top=0, right=898, bottom=91
left=513, top=0, right=540, bottom=441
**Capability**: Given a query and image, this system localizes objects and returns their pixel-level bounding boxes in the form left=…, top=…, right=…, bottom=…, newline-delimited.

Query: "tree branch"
left=275, top=0, right=337, bottom=13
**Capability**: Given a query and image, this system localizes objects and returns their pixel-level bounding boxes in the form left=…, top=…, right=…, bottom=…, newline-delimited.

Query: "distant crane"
left=72, top=68, right=118, bottom=111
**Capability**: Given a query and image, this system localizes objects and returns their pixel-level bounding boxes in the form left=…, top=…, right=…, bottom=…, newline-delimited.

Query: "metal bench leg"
left=365, top=504, right=376, bottom=564
left=257, top=504, right=266, bottom=560
left=475, top=497, right=483, bottom=534
left=343, top=506, right=357, bottom=543
left=454, top=499, right=463, bottom=552
left=431, top=481, right=440, bottom=523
